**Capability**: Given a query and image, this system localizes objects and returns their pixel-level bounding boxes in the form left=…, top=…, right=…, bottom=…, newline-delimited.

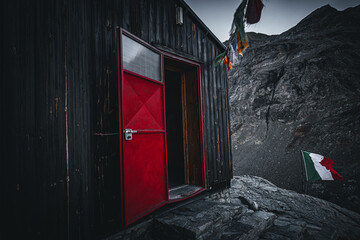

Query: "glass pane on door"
left=122, top=34, right=161, bottom=82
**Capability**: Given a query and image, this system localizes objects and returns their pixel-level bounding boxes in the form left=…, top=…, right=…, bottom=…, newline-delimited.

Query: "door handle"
left=124, top=129, right=138, bottom=141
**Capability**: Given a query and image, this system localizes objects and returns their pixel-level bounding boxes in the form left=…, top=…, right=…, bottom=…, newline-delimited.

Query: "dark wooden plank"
left=139, top=0, right=149, bottom=42
left=210, top=42, right=220, bottom=183
left=77, top=0, right=92, bottom=237
left=148, top=0, right=155, bottom=44
left=186, top=15, right=192, bottom=55
left=219, top=64, right=231, bottom=180
left=213, top=45, right=223, bottom=181
left=6, top=0, right=30, bottom=237
left=197, top=27, right=202, bottom=59
left=155, top=0, right=161, bottom=44
left=215, top=48, right=226, bottom=181
left=192, top=23, right=197, bottom=57
left=129, top=0, right=137, bottom=36
left=66, top=0, right=79, bottom=237
left=201, top=35, right=212, bottom=186
left=181, top=8, right=187, bottom=53
left=23, top=0, right=40, bottom=237
left=162, top=0, right=169, bottom=46
left=0, top=1, right=6, bottom=235
left=35, top=1, right=68, bottom=238
left=44, top=0, right=67, bottom=238
left=91, top=0, right=122, bottom=236
left=122, top=0, right=130, bottom=31
left=93, top=1, right=107, bottom=233
left=181, top=73, right=189, bottom=183
left=175, top=8, right=182, bottom=51
left=185, top=70, right=202, bottom=185
left=52, top=0, right=68, bottom=237
left=206, top=40, right=217, bottom=184
left=113, top=0, right=122, bottom=27
left=223, top=65, right=233, bottom=178
left=168, top=1, right=175, bottom=49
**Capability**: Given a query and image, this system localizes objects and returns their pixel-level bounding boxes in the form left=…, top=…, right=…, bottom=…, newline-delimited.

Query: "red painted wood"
left=123, top=73, right=164, bottom=129
left=162, top=55, right=170, bottom=202
left=123, top=69, right=164, bottom=86
left=122, top=72, right=167, bottom=226
left=118, top=29, right=208, bottom=227
left=119, top=29, right=168, bottom=226
left=116, top=27, right=125, bottom=227
left=123, top=133, right=167, bottom=225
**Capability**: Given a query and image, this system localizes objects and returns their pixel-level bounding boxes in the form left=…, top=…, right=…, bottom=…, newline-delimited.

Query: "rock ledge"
left=107, top=176, right=360, bottom=240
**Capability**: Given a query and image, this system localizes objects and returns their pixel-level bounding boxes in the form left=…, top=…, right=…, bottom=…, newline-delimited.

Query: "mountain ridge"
left=228, top=4, right=360, bottom=212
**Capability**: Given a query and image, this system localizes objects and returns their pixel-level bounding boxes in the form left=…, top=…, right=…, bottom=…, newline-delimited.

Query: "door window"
left=122, top=34, right=162, bottom=82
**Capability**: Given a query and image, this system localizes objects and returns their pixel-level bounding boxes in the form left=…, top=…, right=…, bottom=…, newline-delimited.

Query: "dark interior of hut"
left=165, top=70, right=186, bottom=188
left=164, top=58, right=203, bottom=200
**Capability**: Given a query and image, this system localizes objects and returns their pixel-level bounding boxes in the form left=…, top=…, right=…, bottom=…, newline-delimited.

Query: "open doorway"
left=164, top=57, right=204, bottom=201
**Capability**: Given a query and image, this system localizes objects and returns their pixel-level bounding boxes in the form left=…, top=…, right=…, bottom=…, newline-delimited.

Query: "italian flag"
left=301, top=151, right=343, bottom=181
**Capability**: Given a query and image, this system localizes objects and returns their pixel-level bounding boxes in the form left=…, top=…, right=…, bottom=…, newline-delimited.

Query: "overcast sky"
left=184, top=0, right=360, bottom=42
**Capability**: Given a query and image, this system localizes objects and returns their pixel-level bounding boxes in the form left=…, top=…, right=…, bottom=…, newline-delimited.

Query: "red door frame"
left=116, top=27, right=207, bottom=226
left=163, top=54, right=207, bottom=202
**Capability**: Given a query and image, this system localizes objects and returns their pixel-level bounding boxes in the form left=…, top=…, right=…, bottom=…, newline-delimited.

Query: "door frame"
left=163, top=55, right=207, bottom=202
left=116, top=27, right=206, bottom=226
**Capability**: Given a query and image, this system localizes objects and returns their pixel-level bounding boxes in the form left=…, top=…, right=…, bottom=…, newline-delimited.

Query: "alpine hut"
left=1, top=0, right=233, bottom=238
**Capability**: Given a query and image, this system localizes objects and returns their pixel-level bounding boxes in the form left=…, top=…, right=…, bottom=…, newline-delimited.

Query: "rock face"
left=107, top=176, right=360, bottom=240
left=229, top=176, right=360, bottom=240
left=228, top=5, right=360, bottom=212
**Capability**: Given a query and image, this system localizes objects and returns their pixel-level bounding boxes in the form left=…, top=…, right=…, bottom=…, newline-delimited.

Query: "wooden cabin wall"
left=2, top=0, right=95, bottom=239
left=2, top=0, right=232, bottom=239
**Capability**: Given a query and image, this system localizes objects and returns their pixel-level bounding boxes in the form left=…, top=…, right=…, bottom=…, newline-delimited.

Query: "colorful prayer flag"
left=245, top=0, right=264, bottom=24
left=215, top=0, right=264, bottom=69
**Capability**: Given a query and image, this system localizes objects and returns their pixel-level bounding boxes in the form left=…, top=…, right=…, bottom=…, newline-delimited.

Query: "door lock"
left=124, top=129, right=137, bottom=140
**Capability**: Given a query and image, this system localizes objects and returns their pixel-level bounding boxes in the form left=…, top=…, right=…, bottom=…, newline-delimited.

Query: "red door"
left=118, top=29, right=168, bottom=226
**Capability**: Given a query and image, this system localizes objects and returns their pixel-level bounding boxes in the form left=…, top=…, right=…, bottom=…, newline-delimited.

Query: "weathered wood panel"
left=201, top=33, right=212, bottom=184
left=91, top=0, right=122, bottom=235
left=2, top=0, right=231, bottom=238
left=2, top=0, right=69, bottom=238
left=184, top=70, right=202, bottom=185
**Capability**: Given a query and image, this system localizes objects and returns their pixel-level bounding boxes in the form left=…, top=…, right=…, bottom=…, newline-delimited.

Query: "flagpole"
left=300, top=150, right=308, bottom=194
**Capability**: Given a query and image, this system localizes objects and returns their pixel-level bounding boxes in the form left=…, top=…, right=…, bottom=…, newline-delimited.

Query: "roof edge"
left=178, top=0, right=226, bottom=51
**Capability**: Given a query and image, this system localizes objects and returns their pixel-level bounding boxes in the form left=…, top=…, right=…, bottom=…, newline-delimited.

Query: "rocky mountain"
left=228, top=5, right=360, bottom=213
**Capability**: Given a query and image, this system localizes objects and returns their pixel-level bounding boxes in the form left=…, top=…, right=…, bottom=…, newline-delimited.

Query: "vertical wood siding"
left=2, top=0, right=232, bottom=238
